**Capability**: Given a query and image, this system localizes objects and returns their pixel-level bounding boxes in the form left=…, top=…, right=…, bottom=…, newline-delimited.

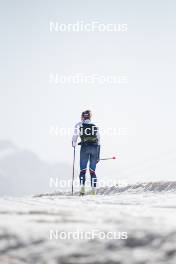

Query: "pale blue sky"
left=0, top=0, right=176, bottom=182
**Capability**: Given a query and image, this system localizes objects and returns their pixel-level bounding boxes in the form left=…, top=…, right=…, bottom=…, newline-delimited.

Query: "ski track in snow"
left=0, top=193, right=176, bottom=264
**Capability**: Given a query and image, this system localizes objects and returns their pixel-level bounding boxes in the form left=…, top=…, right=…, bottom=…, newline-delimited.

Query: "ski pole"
left=100, top=156, right=116, bottom=161
left=71, top=147, right=76, bottom=195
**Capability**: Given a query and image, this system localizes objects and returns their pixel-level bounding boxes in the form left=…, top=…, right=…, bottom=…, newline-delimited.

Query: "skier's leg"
left=79, top=145, right=89, bottom=187
left=89, top=168, right=97, bottom=188
left=89, top=146, right=98, bottom=189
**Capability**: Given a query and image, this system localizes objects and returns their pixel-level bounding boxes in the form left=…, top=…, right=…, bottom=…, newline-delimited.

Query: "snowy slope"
left=0, top=184, right=176, bottom=264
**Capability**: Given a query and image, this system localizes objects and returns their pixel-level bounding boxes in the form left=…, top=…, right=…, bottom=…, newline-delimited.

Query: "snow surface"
left=0, top=187, right=176, bottom=264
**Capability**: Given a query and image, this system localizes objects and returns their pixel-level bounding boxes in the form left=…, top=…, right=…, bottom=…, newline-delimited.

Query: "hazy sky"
left=0, top=0, right=176, bottom=183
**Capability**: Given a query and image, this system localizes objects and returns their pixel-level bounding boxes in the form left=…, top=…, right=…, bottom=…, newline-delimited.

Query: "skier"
left=72, top=110, right=100, bottom=195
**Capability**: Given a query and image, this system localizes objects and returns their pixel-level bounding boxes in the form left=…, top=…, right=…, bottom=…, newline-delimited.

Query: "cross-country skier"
left=72, top=110, right=100, bottom=195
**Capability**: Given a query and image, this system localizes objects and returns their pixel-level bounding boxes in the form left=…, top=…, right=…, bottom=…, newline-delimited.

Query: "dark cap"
left=81, top=110, right=92, bottom=120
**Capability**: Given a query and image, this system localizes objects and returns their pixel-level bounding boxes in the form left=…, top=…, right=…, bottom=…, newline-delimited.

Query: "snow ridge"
left=97, top=181, right=176, bottom=195
left=34, top=181, right=176, bottom=197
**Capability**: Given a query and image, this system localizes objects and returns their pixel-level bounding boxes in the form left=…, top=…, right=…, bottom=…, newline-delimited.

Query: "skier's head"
left=81, top=110, right=92, bottom=120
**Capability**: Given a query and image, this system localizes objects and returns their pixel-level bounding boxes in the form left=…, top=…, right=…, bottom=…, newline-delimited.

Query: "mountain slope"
left=0, top=140, right=71, bottom=196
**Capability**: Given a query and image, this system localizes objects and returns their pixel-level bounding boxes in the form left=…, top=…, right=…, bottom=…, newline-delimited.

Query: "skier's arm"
left=72, top=122, right=81, bottom=147
left=97, top=126, right=100, bottom=146
left=97, top=127, right=100, bottom=162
